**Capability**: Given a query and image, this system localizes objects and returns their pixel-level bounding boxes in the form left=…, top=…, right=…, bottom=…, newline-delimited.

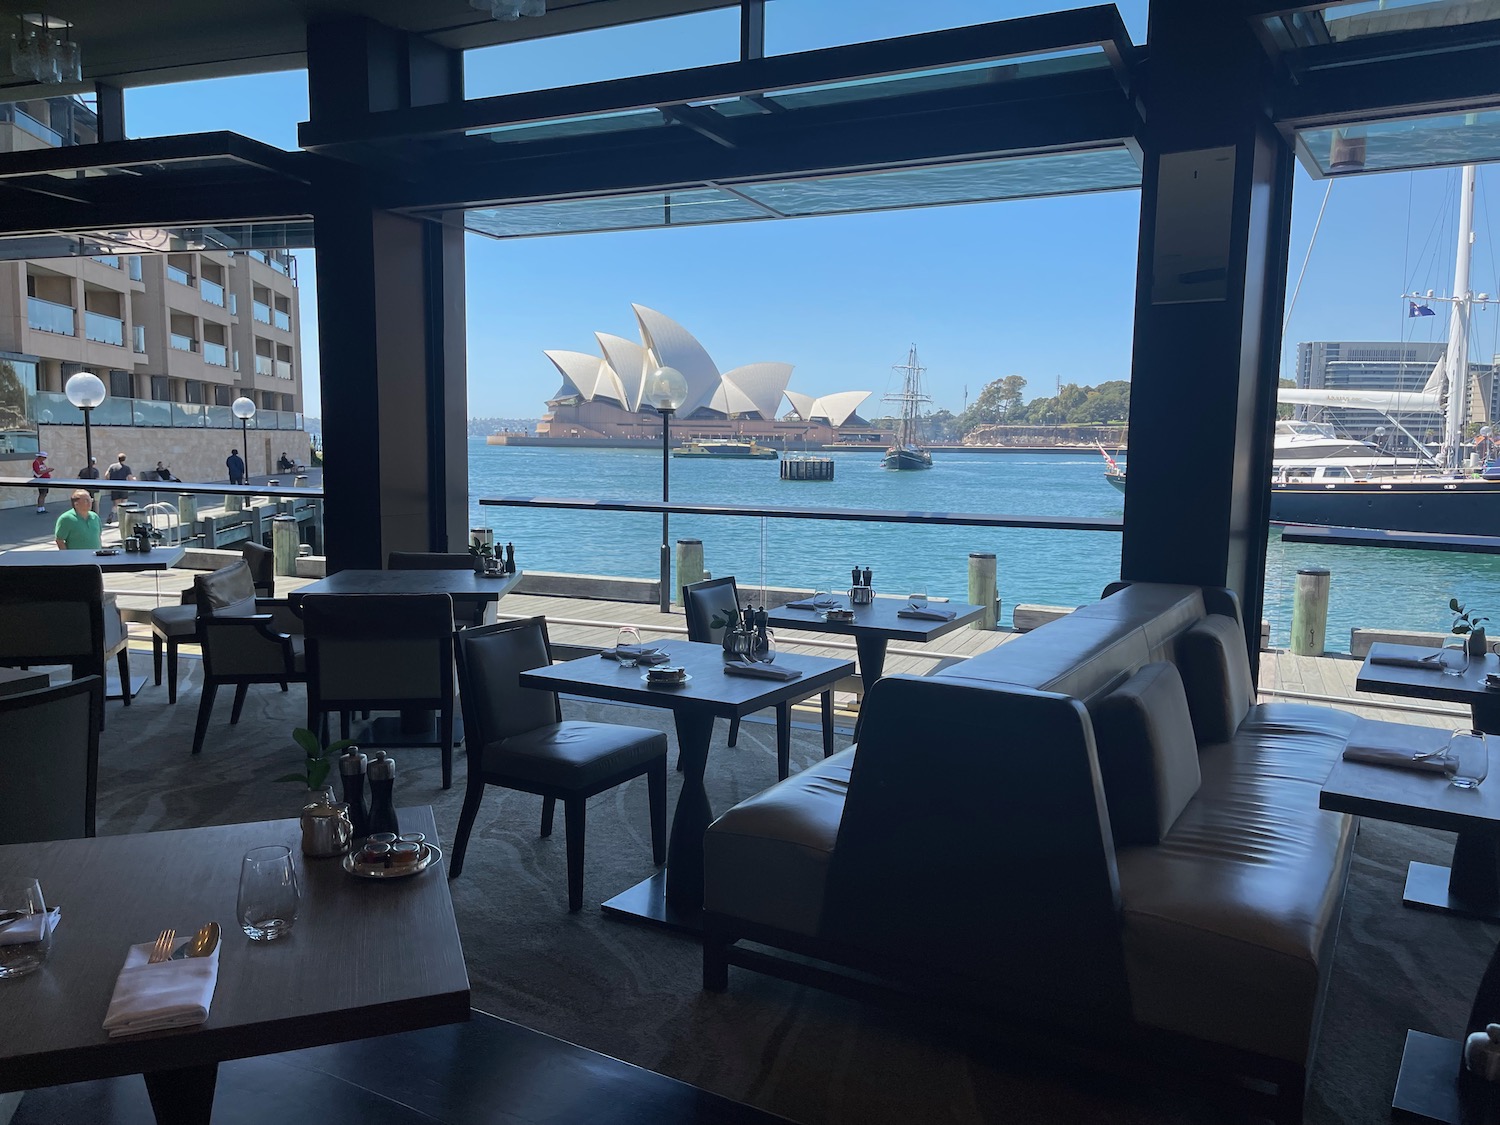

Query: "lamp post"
left=65, top=371, right=106, bottom=471
left=645, top=366, right=688, bottom=612
left=231, top=396, right=256, bottom=482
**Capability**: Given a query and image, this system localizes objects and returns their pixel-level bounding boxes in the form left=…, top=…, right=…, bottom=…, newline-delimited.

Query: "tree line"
left=866, top=375, right=1131, bottom=443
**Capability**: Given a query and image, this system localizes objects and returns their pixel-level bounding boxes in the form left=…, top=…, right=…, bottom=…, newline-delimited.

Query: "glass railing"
left=169, top=333, right=198, bottom=353
left=269, top=256, right=290, bottom=276
left=200, top=278, right=225, bottom=306
left=84, top=311, right=124, bottom=346
left=206, top=404, right=233, bottom=428
left=90, top=255, right=120, bottom=269
left=30, top=390, right=308, bottom=431
left=228, top=293, right=237, bottom=316
left=254, top=355, right=274, bottom=377
left=172, top=402, right=206, bottom=427
left=128, top=256, right=142, bottom=282
left=203, top=341, right=229, bottom=367
left=132, top=325, right=146, bottom=353
left=252, top=302, right=272, bottom=324
left=249, top=250, right=267, bottom=264
left=8, top=106, right=62, bottom=146
left=133, top=399, right=172, bottom=428
left=166, top=264, right=193, bottom=286
left=275, top=360, right=293, bottom=380
left=27, top=296, right=74, bottom=335
left=273, top=309, right=291, bottom=332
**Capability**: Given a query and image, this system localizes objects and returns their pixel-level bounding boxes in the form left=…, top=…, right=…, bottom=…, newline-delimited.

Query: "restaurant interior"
left=4, top=2, right=1500, bottom=1124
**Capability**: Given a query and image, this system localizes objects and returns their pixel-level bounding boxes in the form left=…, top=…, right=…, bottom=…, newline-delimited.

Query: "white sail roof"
left=596, top=332, right=648, bottom=411
left=633, top=304, right=721, bottom=415
left=707, top=379, right=760, bottom=417
left=720, top=363, right=793, bottom=419
left=785, top=389, right=872, bottom=427
left=544, top=350, right=607, bottom=401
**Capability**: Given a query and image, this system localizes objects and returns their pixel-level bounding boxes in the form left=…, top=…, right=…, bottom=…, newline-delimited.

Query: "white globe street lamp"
left=65, top=371, right=106, bottom=471
left=646, top=366, right=689, bottom=612
left=231, top=396, right=256, bottom=482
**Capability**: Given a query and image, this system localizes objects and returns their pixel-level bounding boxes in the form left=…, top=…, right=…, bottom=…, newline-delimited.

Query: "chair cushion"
left=462, top=624, right=557, bottom=740
left=1091, top=662, right=1201, bottom=847
left=196, top=561, right=257, bottom=615
left=1177, top=613, right=1254, bottom=745
left=703, top=749, right=855, bottom=937
left=149, top=603, right=199, bottom=640
left=481, top=720, right=664, bottom=790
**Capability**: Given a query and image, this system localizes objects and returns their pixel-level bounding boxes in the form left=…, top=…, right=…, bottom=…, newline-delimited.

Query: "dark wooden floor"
left=12, top=1010, right=795, bottom=1125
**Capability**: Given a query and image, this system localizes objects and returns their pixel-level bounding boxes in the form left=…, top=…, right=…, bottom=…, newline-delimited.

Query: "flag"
left=1409, top=302, right=1436, bottom=317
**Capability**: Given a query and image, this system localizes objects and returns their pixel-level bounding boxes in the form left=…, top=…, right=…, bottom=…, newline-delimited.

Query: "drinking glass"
left=238, top=845, right=299, bottom=941
left=812, top=587, right=835, bottom=610
left=0, top=879, right=51, bottom=979
left=908, top=586, right=929, bottom=610
left=1442, top=638, right=1470, bottom=678
left=1445, top=729, right=1490, bottom=789
left=615, top=626, right=642, bottom=667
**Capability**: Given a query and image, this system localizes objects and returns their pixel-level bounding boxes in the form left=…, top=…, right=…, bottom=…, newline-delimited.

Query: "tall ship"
left=881, top=345, right=934, bottom=471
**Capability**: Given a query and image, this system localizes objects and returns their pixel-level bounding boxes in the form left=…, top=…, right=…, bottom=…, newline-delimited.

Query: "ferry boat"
left=882, top=345, right=933, bottom=471
left=671, top=439, right=779, bottom=460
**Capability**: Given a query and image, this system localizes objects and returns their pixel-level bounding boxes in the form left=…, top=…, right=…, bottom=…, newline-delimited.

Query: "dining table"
left=520, top=639, right=854, bottom=931
left=0, top=806, right=469, bottom=1125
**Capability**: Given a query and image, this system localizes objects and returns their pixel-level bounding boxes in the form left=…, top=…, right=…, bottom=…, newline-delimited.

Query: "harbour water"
left=467, top=439, right=1500, bottom=651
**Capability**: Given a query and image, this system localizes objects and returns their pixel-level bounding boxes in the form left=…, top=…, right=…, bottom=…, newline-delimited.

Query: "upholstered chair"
left=192, top=559, right=305, bottom=755
left=453, top=617, right=666, bottom=912
left=0, top=565, right=130, bottom=730
left=240, top=540, right=275, bottom=598
left=301, top=592, right=458, bottom=788
left=0, top=677, right=102, bottom=844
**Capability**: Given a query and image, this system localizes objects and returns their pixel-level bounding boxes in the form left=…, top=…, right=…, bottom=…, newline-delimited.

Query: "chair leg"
left=230, top=683, right=249, bottom=724
left=728, top=715, right=741, bottom=748
left=152, top=633, right=163, bottom=685
left=439, top=705, right=454, bottom=791
left=340, top=711, right=351, bottom=740
left=116, top=648, right=132, bottom=708
left=540, top=796, right=556, bottom=838
left=647, top=759, right=666, bottom=865
left=192, top=683, right=218, bottom=755
left=563, top=797, right=586, bottom=913
left=775, top=702, right=791, bottom=781
left=167, top=641, right=180, bottom=705
left=702, top=914, right=731, bottom=992
left=448, top=777, right=487, bottom=880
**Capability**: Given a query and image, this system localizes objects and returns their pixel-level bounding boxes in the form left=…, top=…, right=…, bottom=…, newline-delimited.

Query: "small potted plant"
left=279, top=728, right=357, bottom=856
left=468, top=535, right=498, bottom=575
left=1451, top=598, right=1490, bottom=657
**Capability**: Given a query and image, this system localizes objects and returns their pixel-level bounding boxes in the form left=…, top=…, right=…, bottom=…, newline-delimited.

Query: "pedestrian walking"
left=31, top=451, right=52, bottom=512
left=226, top=447, right=246, bottom=486
left=104, top=452, right=134, bottom=524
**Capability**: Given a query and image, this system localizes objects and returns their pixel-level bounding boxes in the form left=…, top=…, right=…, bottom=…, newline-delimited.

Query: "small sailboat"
left=881, top=345, right=933, bottom=471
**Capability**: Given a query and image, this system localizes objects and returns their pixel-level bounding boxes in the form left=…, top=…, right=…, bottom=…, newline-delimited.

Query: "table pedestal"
left=143, top=1062, right=218, bottom=1125
left=1404, top=831, right=1500, bottom=921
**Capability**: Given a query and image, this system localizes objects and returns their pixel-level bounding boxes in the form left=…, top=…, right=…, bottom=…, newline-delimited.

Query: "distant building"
left=538, top=304, right=883, bottom=447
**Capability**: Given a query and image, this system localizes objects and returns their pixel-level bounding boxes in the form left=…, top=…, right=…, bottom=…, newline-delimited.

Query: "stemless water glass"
left=615, top=626, right=642, bottom=667
left=908, top=586, right=929, bottom=610
left=0, top=878, right=51, bottom=979
left=1442, top=638, right=1470, bottom=678
left=238, top=845, right=299, bottom=941
left=1445, top=729, right=1490, bottom=789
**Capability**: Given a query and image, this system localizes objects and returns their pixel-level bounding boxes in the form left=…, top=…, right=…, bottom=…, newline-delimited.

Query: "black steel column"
left=1120, top=0, right=1292, bottom=676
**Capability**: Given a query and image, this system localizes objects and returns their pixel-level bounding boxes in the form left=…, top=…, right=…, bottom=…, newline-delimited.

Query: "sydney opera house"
left=532, top=304, right=884, bottom=447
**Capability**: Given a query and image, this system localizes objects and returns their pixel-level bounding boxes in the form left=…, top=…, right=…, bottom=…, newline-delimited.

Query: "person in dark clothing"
left=78, top=456, right=100, bottom=510
left=226, top=448, right=246, bottom=486
left=103, top=452, right=133, bottom=524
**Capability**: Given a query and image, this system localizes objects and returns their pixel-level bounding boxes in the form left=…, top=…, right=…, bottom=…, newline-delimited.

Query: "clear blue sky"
left=123, top=0, right=1500, bottom=419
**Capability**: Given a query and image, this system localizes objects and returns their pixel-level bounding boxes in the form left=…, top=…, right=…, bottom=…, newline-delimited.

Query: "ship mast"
left=1443, top=164, right=1476, bottom=473
left=884, top=345, right=930, bottom=447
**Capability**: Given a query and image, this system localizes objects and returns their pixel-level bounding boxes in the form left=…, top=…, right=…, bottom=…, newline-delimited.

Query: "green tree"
left=1277, top=377, right=1296, bottom=421
left=959, top=374, right=1027, bottom=434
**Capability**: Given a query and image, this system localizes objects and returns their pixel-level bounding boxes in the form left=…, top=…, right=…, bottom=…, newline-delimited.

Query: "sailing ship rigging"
left=882, top=345, right=933, bottom=471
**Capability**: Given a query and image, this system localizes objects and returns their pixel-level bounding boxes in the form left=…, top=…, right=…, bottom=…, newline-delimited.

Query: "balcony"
left=253, top=301, right=272, bottom=325
left=255, top=355, right=274, bottom=377
left=5, top=106, right=62, bottom=146
left=90, top=255, right=120, bottom=269
left=275, top=359, right=293, bottom=380
left=170, top=333, right=198, bottom=353
left=273, top=309, right=291, bottom=332
left=84, top=311, right=125, bottom=347
left=132, top=325, right=146, bottom=354
left=27, top=296, right=74, bottom=336
left=128, top=257, right=143, bottom=282
left=200, top=278, right=226, bottom=307
left=204, top=341, right=229, bottom=367
left=166, top=264, right=193, bottom=287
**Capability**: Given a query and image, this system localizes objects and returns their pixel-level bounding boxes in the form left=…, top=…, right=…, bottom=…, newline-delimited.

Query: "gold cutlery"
left=170, top=922, right=220, bottom=960
left=147, top=928, right=176, bottom=965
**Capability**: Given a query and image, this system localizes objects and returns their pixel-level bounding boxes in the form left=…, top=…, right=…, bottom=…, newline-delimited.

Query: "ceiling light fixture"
left=468, top=0, right=546, bottom=22
left=8, top=13, right=81, bottom=85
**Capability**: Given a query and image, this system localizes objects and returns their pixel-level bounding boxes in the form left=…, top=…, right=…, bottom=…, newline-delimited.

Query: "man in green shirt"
left=54, top=489, right=102, bottom=550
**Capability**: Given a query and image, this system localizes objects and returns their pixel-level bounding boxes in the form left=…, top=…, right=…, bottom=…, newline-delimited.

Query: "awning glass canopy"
left=1297, top=109, right=1500, bottom=176
left=1261, top=0, right=1500, bottom=51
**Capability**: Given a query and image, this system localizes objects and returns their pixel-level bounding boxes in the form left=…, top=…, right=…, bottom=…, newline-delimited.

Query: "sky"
left=121, top=0, right=1500, bottom=419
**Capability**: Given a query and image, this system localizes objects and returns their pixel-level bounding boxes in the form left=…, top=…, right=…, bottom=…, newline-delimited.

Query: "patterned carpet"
left=90, top=649, right=1500, bottom=1125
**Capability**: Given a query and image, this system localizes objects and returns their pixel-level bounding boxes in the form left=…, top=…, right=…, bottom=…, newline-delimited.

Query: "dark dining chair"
left=0, top=565, right=130, bottom=730
left=193, top=560, right=306, bottom=756
left=302, top=592, right=458, bottom=788
left=0, top=677, right=102, bottom=844
left=453, top=617, right=666, bottom=912
left=682, top=575, right=833, bottom=781
left=241, top=540, right=276, bottom=598
left=387, top=551, right=491, bottom=626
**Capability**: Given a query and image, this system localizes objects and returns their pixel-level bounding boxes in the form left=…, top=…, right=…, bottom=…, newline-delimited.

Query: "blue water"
left=465, top=439, right=1500, bottom=651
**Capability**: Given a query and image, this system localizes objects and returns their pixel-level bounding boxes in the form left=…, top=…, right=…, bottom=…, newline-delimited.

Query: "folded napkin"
left=723, top=661, right=803, bottom=681
left=897, top=607, right=957, bottom=622
left=601, top=646, right=671, bottom=666
left=783, top=598, right=838, bottom=611
left=102, top=938, right=220, bottom=1038
left=1343, top=719, right=1451, bottom=773
left=0, top=907, right=58, bottom=946
left=1368, top=650, right=1444, bottom=670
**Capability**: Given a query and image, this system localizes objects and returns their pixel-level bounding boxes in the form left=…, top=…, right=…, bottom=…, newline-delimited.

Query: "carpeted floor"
left=89, top=651, right=1500, bottom=1124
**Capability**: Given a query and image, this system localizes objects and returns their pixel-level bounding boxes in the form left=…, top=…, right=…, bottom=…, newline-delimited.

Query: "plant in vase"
left=468, top=536, right=495, bottom=574
left=1451, top=598, right=1491, bottom=657
left=280, top=728, right=357, bottom=856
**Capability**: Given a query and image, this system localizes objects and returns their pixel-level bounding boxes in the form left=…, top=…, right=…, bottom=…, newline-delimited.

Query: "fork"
left=147, top=928, right=176, bottom=965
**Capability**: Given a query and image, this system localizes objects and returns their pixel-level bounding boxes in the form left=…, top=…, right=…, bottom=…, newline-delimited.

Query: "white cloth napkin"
left=897, top=607, right=956, bottom=621
left=102, top=938, right=220, bottom=1038
left=0, top=908, right=58, bottom=946
left=1343, top=719, right=1451, bottom=773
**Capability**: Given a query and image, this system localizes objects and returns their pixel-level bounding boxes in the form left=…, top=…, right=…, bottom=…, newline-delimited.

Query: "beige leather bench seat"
left=1116, top=701, right=1358, bottom=1062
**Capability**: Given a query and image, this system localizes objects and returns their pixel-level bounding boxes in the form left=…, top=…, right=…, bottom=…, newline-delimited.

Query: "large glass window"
left=0, top=355, right=39, bottom=455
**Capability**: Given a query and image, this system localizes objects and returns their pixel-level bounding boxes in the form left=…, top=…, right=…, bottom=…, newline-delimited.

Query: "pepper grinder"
left=504, top=541, right=515, bottom=575
left=366, top=751, right=401, bottom=837
left=338, top=747, right=370, bottom=838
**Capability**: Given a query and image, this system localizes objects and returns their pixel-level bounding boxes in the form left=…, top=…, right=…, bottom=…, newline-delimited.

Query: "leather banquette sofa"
left=701, top=582, right=1361, bottom=1121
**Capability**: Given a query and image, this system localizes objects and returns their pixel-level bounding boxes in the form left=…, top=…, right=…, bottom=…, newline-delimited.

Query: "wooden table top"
left=767, top=595, right=984, bottom=642
left=0, top=546, right=186, bottom=572
left=521, top=638, right=853, bottom=717
left=0, top=806, right=469, bottom=1093
left=1356, top=642, right=1500, bottom=707
left=290, top=568, right=521, bottom=603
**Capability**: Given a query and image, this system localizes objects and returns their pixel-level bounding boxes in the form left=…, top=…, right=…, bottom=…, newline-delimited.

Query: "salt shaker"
left=1466, top=1024, right=1500, bottom=1082
left=366, top=751, right=401, bottom=837
left=338, top=747, right=370, bottom=838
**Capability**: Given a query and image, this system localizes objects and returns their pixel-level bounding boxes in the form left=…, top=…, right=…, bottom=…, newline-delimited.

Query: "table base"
left=143, top=1062, right=218, bottom=1125
left=600, top=870, right=703, bottom=935
left=106, top=671, right=148, bottom=702
left=351, top=712, right=464, bottom=749
left=1405, top=861, right=1500, bottom=922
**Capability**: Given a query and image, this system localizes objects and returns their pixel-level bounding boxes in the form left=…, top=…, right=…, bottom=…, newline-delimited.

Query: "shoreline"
left=483, top=435, right=1124, bottom=455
